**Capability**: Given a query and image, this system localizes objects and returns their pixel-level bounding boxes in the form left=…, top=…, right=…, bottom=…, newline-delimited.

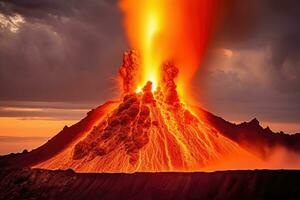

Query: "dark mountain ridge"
left=201, top=108, right=300, bottom=157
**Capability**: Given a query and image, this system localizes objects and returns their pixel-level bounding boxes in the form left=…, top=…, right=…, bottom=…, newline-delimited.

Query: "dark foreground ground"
left=0, top=168, right=299, bottom=200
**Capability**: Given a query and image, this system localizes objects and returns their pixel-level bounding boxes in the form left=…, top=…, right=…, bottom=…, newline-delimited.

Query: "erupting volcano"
left=1, top=0, right=300, bottom=174
left=33, top=50, right=255, bottom=172
left=28, top=0, right=256, bottom=172
left=2, top=0, right=300, bottom=199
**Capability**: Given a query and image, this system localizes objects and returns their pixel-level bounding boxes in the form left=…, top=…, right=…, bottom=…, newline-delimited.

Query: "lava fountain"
left=119, top=0, right=216, bottom=98
left=33, top=0, right=260, bottom=172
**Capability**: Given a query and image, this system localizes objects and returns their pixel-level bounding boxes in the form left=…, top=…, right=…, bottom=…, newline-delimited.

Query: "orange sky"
left=0, top=117, right=77, bottom=137
left=0, top=116, right=78, bottom=155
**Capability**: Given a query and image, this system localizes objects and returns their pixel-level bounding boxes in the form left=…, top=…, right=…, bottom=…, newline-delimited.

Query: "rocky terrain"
left=0, top=168, right=299, bottom=200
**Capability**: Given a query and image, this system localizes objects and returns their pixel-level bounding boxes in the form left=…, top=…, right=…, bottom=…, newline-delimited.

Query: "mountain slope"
left=199, top=108, right=300, bottom=157
left=0, top=101, right=118, bottom=168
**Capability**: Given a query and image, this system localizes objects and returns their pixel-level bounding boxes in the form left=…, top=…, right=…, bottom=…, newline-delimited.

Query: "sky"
left=0, top=0, right=300, bottom=153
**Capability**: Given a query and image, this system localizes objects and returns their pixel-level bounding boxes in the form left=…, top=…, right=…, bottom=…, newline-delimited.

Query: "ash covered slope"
left=0, top=168, right=300, bottom=200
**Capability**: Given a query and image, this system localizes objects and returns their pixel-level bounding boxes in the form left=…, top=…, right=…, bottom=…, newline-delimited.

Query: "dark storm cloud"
left=0, top=0, right=126, bottom=103
left=214, top=0, right=300, bottom=67
left=196, top=0, right=300, bottom=125
left=215, top=0, right=300, bottom=46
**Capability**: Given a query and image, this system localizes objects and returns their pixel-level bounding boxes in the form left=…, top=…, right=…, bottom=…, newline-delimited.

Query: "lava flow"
left=32, top=0, right=259, bottom=172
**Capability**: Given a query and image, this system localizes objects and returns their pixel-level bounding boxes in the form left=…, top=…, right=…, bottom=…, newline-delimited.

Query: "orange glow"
left=119, top=0, right=216, bottom=98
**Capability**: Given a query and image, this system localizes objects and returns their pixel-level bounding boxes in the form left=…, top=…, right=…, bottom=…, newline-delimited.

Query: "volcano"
left=32, top=51, right=253, bottom=172
left=1, top=51, right=300, bottom=173
left=1, top=1, right=300, bottom=199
